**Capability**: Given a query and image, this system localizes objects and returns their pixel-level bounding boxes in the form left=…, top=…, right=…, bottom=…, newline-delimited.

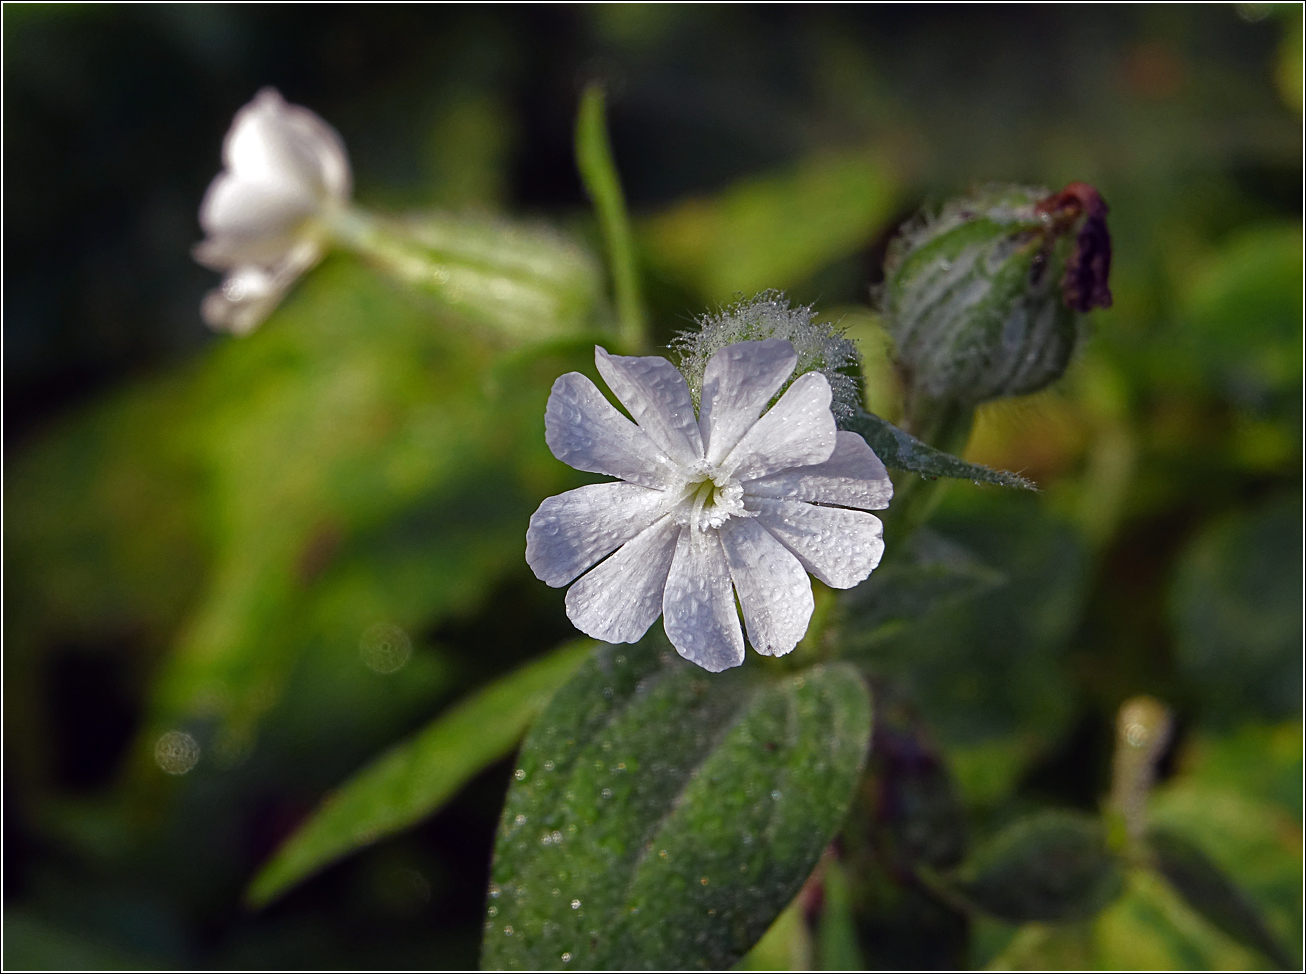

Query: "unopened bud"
left=881, top=183, right=1112, bottom=411
left=672, top=290, right=863, bottom=421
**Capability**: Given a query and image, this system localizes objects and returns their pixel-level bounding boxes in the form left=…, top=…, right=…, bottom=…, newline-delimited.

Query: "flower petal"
left=224, top=88, right=339, bottom=200
left=199, top=240, right=322, bottom=334
left=747, top=496, right=885, bottom=589
left=722, top=372, right=836, bottom=481
left=197, top=174, right=317, bottom=266
left=744, top=431, right=894, bottom=511
left=719, top=518, right=814, bottom=657
left=544, top=373, right=678, bottom=488
left=662, top=528, right=745, bottom=672
left=594, top=347, right=704, bottom=466
left=698, top=339, right=798, bottom=466
left=526, top=482, right=667, bottom=587
left=564, top=515, right=680, bottom=644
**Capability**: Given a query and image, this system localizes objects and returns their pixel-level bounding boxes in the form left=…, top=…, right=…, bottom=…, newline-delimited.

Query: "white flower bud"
left=193, top=88, right=352, bottom=334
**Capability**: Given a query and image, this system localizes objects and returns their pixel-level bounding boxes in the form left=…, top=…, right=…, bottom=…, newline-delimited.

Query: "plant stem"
left=575, top=84, right=647, bottom=353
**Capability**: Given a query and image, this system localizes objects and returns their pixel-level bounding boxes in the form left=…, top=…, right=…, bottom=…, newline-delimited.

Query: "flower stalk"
left=576, top=83, right=648, bottom=353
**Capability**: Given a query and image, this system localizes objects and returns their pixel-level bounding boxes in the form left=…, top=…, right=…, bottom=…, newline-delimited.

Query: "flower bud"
left=194, top=88, right=352, bottom=334
left=671, top=290, right=864, bottom=421
left=881, top=183, right=1112, bottom=410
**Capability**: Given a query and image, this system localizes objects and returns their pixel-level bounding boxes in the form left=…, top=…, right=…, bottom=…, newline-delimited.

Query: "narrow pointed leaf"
left=481, top=639, right=872, bottom=970
left=1148, top=826, right=1294, bottom=968
left=843, top=409, right=1035, bottom=489
left=247, top=640, right=595, bottom=907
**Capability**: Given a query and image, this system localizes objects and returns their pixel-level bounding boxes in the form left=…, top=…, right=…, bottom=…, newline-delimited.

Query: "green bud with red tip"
left=880, top=183, right=1112, bottom=429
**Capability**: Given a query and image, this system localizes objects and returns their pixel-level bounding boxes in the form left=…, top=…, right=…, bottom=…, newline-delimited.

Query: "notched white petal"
left=723, top=371, right=836, bottom=482
left=594, top=347, right=703, bottom=465
left=748, top=496, right=885, bottom=589
left=720, top=518, right=813, bottom=657
left=698, top=338, right=798, bottom=466
left=565, top=516, right=680, bottom=644
left=744, top=431, right=893, bottom=511
left=662, top=528, right=745, bottom=672
left=526, top=482, right=667, bottom=587
left=544, top=373, right=678, bottom=488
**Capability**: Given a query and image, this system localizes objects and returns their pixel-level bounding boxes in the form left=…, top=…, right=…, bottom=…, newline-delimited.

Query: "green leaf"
left=641, top=149, right=899, bottom=302
left=840, top=528, right=1005, bottom=641
left=247, top=639, right=595, bottom=907
left=843, top=409, right=1035, bottom=489
left=1179, top=221, right=1303, bottom=410
left=482, top=639, right=872, bottom=970
left=336, top=208, right=606, bottom=344
left=575, top=83, right=646, bottom=350
left=147, top=259, right=593, bottom=744
left=1148, top=726, right=1303, bottom=965
left=1147, top=826, right=1293, bottom=968
left=1168, top=494, right=1302, bottom=723
left=953, top=811, right=1123, bottom=923
left=846, top=492, right=1087, bottom=808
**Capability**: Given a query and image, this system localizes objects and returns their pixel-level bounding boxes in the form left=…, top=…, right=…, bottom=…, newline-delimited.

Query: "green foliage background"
left=4, top=5, right=1300, bottom=970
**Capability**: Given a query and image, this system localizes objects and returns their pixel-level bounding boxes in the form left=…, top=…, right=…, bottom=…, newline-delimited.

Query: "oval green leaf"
left=481, top=639, right=872, bottom=970
left=954, top=810, right=1123, bottom=923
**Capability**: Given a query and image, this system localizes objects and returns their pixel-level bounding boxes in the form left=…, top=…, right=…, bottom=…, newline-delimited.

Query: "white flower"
left=194, top=88, right=352, bottom=335
left=526, top=339, right=894, bottom=672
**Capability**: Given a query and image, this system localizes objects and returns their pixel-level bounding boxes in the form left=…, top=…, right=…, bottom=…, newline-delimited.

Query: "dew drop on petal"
left=571, top=899, right=582, bottom=910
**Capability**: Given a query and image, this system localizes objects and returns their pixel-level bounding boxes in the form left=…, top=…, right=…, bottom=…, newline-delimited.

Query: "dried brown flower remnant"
left=1037, top=182, right=1113, bottom=313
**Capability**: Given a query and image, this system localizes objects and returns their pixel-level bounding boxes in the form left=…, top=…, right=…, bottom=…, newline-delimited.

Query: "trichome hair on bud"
left=672, top=290, right=864, bottom=421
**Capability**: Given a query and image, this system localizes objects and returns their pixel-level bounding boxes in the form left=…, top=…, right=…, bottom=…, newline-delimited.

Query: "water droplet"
left=503, top=925, right=514, bottom=936
left=514, top=814, right=527, bottom=826
left=601, top=788, right=613, bottom=799
left=359, top=622, right=412, bottom=674
left=571, top=899, right=582, bottom=910
left=771, top=790, right=781, bottom=800
left=561, top=952, right=573, bottom=963
left=514, top=768, right=527, bottom=781
left=544, top=760, right=555, bottom=771
left=489, top=884, right=501, bottom=899
left=153, top=730, right=200, bottom=775
left=552, top=830, right=563, bottom=843
left=488, top=905, right=498, bottom=917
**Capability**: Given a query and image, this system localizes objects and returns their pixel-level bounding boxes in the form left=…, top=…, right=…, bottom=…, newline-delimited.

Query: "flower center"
left=672, top=469, right=749, bottom=532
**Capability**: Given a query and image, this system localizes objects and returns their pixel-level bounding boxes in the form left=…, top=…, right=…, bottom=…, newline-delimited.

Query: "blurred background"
left=4, top=4, right=1301, bottom=969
